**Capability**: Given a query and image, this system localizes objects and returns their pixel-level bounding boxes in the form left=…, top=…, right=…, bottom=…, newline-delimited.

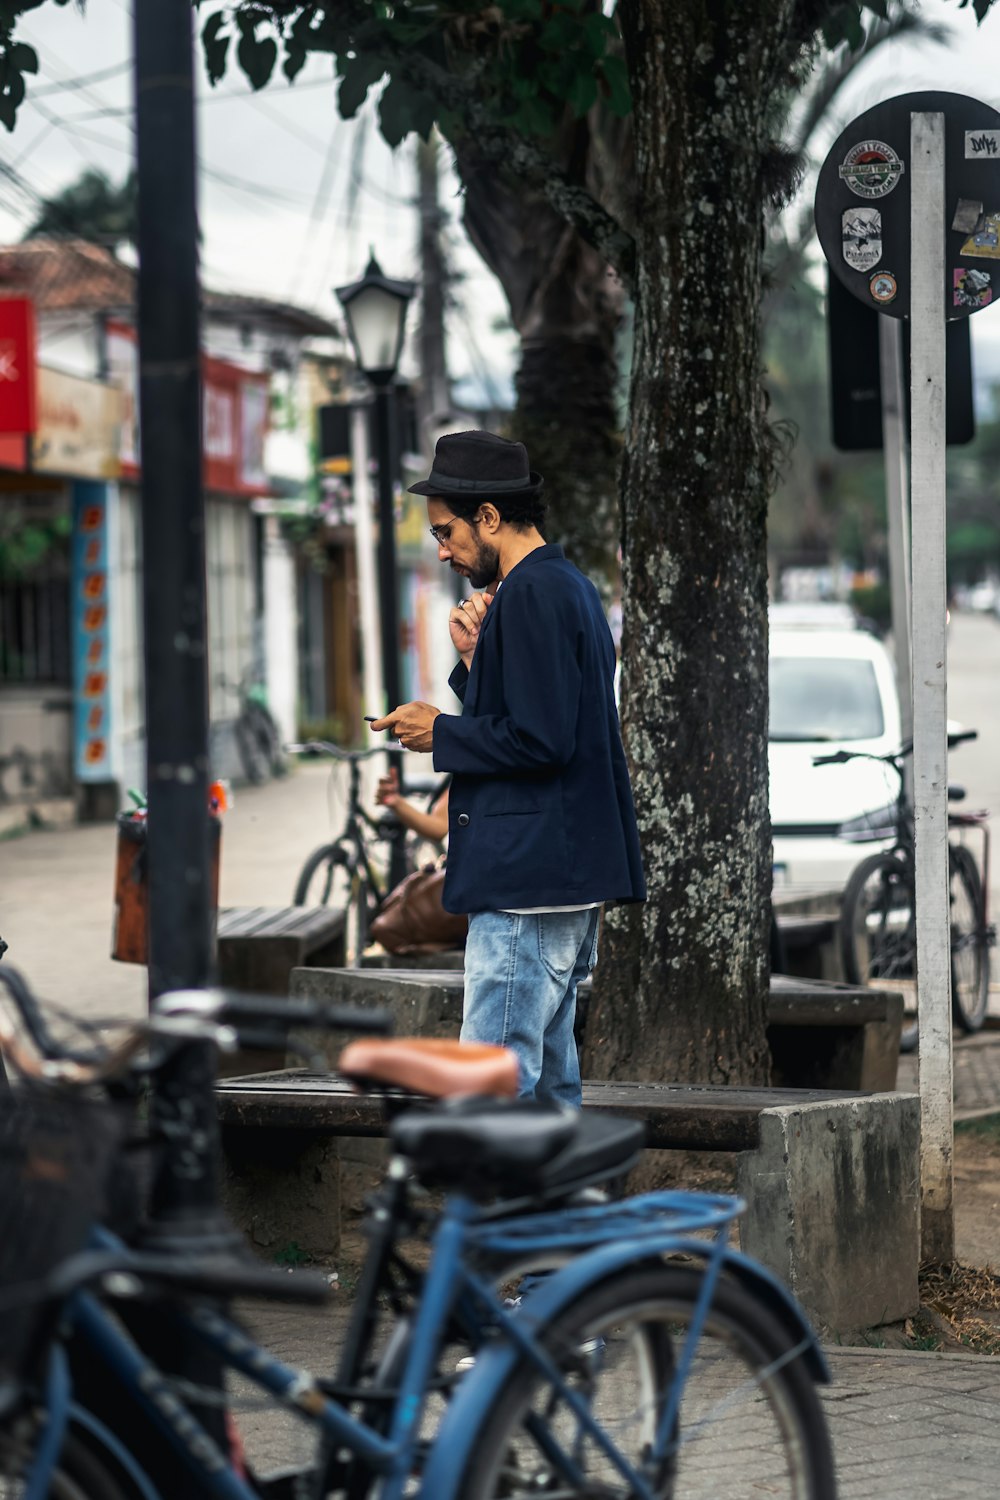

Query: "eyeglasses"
left=428, top=513, right=481, bottom=546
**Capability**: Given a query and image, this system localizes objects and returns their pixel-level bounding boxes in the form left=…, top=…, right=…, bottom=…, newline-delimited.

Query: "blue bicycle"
left=0, top=976, right=836, bottom=1499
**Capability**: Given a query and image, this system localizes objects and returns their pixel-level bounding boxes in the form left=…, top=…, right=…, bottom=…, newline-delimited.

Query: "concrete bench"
left=216, top=907, right=347, bottom=1076
left=289, top=966, right=903, bottom=1092
left=217, top=906, right=346, bottom=995
left=772, top=888, right=843, bottom=982
left=216, top=1069, right=920, bottom=1335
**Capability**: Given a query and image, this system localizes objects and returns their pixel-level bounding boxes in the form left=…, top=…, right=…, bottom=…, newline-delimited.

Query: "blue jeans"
left=461, top=908, right=601, bottom=1108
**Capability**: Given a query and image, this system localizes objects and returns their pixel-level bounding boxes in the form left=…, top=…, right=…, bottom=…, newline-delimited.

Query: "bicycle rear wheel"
left=456, top=1264, right=834, bottom=1500
left=840, top=851, right=918, bottom=1051
left=950, top=845, right=990, bottom=1033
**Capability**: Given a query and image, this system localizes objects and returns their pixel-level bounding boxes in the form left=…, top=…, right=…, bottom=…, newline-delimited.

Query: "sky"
left=1, top=1, right=1000, bottom=406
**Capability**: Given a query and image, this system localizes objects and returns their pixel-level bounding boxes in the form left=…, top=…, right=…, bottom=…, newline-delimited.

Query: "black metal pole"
left=131, top=0, right=232, bottom=1460
left=135, top=0, right=225, bottom=1227
left=373, top=381, right=408, bottom=888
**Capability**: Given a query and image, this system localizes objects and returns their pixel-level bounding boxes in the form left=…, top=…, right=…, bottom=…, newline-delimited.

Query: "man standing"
left=371, top=431, right=645, bottom=1106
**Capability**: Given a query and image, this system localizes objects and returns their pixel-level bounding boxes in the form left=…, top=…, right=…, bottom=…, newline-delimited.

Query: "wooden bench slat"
left=218, top=907, right=344, bottom=942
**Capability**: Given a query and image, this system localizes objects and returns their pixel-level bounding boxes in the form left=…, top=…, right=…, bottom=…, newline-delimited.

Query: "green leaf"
left=8, top=42, right=37, bottom=75
left=378, top=76, right=435, bottom=148
left=511, top=94, right=558, bottom=137
left=338, top=52, right=386, bottom=120
left=539, top=14, right=584, bottom=52
left=598, top=54, right=631, bottom=117
left=567, top=68, right=598, bottom=118
left=821, top=5, right=866, bottom=50
left=201, top=11, right=230, bottom=86
left=582, top=11, right=618, bottom=60
left=237, top=29, right=278, bottom=92
left=283, top=43, right=307, bottom=83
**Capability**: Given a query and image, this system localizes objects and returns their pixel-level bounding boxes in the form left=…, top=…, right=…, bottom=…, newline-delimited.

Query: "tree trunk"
left=583, top=0, right=797, bottom=1085
left=455, top=139, right=625, bottom=598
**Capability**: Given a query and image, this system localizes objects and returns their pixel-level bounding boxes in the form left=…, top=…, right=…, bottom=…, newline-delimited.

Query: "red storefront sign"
left=0, top=298, right=38, bottom=435
left=106, top=322, right=270, bottom=494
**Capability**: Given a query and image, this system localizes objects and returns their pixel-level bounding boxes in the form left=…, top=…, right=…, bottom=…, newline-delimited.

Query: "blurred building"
left=0, top=238, right=343, bottom=817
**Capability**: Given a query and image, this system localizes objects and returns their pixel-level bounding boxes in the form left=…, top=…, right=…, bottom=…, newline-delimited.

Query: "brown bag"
left=370, top=866, right=468, bottom=955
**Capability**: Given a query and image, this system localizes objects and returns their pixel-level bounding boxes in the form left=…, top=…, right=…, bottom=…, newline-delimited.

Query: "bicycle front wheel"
left=456, top=1264, right=834, bottom=1500
left=293, top=844, right=351, bottom=907
left=840, top=851, right=917, bottom=1049
left=950, top=845, right=990, bottom=1033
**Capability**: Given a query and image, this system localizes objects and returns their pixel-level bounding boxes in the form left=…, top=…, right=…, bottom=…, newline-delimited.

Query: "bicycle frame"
left=22, top=1192, right=825, bottom=1500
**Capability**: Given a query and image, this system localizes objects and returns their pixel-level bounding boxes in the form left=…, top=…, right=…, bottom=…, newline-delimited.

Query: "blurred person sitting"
left=375, top=766, right=449, bottom=844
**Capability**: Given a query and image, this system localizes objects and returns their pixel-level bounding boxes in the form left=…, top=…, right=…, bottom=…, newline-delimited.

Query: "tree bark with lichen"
left=454, top=125, right=627, bottom=599
left=582, top=0, right=797, bottom=1086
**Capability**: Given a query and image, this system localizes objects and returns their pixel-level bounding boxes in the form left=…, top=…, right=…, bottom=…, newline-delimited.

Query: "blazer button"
left=457, top=813, right=470, bottom=827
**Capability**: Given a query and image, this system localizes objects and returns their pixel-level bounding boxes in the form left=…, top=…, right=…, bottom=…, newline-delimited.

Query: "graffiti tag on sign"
left=966, top=130, right=1000, bottom=159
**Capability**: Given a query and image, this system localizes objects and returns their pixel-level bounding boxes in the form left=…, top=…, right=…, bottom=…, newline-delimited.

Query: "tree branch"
left=258, top=0, right=636, bottom=290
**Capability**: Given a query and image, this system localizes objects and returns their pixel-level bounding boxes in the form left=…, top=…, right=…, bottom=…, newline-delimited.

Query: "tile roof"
left=0, top=238, right=339, bottom=336
left=0, top=238, right=133, bottom=311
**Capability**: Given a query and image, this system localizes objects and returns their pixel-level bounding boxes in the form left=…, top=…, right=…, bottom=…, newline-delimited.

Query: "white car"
left=769, top=627, right=902, bottom=893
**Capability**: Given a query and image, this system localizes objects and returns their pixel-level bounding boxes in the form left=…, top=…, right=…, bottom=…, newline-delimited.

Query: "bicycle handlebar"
left=286, top=740, right=385, bottom=763
left=155, top=989, right=392, bottom=1036
left=813, top=728, right=978, bottom=770
left=0, top=973, right=392, bottom=1085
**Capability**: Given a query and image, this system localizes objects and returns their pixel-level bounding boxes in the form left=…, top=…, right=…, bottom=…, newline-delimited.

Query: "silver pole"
left=909, top=110, right=954, bottom=1263
left=878, top=315, right=912, bottom=756
left=350, top=401, right=385, bottom=724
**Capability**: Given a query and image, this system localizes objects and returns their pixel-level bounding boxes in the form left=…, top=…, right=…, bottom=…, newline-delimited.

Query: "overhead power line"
left=31, top=61, right=132, bottom=98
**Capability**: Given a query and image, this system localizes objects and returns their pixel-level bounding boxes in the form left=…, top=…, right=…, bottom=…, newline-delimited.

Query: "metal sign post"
left=877, top=315, right=913, bottom=757
left=816, top=90, right=1000, bottom=1261
left=350, top=399, right=385, bottom=726
left=909, top=111, right=953, bottom=1261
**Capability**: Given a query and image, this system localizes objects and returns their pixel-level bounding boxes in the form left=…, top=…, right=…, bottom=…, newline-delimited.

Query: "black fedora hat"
left=408, top=430, right=543, bottom=499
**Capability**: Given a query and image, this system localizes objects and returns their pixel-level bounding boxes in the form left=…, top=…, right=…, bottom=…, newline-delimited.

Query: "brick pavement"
left=227, top=1302, right=1000, bottom=1496
left=824, top=1348, right=1000, bottom=1498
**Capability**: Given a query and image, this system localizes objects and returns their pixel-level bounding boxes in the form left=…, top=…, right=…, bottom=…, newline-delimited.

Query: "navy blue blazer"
left=432, top=544, right=646, bottom=914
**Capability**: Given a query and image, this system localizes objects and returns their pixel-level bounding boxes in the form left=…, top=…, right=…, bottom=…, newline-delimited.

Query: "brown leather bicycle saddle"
left=337, top=1037, right=519, bottom=1100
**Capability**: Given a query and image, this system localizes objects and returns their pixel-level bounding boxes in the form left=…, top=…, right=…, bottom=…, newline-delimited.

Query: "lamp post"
left=336, top=254, right=416, bottom=890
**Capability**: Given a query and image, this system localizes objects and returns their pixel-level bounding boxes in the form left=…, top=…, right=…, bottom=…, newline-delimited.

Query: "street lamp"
left=336, top=253, right=416, bottom=889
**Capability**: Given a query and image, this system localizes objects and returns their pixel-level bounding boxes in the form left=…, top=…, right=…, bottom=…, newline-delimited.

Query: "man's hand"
left=448, top=590, right=494, bottom=666
left=370, top=702, right=441, bottom=753
left=375, top=766, right=401, bottom=808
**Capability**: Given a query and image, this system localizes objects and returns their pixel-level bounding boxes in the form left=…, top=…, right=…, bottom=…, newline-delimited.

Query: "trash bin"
left=111, top=807, right=222, bottom=965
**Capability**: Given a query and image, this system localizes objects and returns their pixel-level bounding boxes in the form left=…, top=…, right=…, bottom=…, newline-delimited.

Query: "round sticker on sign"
left=839, top=140, right=905, bottom=200
left=869, top=270, right=899, bottom=305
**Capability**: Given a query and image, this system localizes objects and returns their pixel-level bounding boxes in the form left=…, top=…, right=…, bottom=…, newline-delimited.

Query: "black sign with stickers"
left=815, top=90, right=1000, bottom=322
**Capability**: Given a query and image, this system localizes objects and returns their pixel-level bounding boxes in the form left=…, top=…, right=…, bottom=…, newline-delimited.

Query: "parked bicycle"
left=817, top=730, right=994, bottom=1051
left=218, top=668, right=287, bottom=786
left=290, top=740, right=447, bottom=963
left=0, top=969, right=837, bottom=1499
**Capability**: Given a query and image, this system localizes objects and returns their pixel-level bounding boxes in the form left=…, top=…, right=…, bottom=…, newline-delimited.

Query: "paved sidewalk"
left=823, top=1347, right=1000, bottom=1498
left=227, top=1301, right=1000, bottom=1497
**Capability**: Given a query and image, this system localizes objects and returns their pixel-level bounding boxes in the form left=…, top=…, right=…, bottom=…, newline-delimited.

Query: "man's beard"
left=467, top=540, right=500, bottom=591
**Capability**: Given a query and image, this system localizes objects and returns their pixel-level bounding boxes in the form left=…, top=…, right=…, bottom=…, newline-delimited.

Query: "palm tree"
left=23, top=168, right=137, bottom=249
